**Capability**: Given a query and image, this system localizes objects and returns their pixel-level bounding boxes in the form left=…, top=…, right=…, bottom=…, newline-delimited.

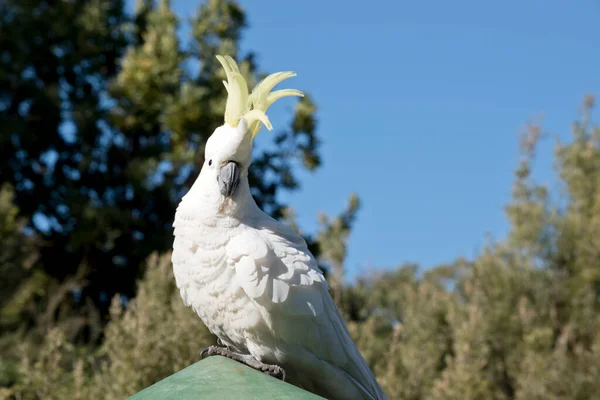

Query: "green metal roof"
left=129, top=356, right=325, bottom=399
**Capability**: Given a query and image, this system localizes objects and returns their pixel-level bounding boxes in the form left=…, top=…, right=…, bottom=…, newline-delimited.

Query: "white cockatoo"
left=172, top=55, right=388, bottom=400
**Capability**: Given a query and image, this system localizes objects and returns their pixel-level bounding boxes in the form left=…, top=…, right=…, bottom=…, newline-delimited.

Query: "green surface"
left=129, top=356, right=324, bottom=399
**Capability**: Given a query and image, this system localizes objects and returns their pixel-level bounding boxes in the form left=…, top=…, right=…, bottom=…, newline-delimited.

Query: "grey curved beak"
left=218, top=161, right=240, bottom=197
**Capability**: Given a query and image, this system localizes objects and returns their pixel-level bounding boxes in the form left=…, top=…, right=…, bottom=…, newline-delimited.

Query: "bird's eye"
left=208, top=159, right=213, bottom=166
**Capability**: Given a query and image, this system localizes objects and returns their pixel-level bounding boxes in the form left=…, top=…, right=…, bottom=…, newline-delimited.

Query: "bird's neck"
left=219, top=177, right=259, bottom=218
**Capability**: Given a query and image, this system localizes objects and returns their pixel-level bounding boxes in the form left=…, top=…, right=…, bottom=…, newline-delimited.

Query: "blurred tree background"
left=1, top=0, right=600, bottom=399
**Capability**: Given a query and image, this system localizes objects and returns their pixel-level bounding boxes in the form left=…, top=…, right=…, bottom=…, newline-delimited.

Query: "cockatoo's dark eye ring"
left=208, top=159, right=213, bottom=166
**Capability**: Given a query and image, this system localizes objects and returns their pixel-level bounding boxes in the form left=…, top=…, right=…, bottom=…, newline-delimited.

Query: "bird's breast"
left=172, top=212, right=262, bottom=349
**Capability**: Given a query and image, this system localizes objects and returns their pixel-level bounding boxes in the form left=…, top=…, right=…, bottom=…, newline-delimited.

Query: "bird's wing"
left=227, top=217, right=386, bottom=400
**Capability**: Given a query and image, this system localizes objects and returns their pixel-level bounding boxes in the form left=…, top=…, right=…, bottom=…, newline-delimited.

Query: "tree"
left=3, top=1, right=600, bottom=398
left=0, top=184, right=37, bottom=391
left=316, top=194, right=360, bottom=307
left=338, top=96, right=600, bottom=399
left=0, top=0, right=320, bottom=332
left=0, top=184, right=36, bottom=328
left=0, top=0, right=129, bottom=332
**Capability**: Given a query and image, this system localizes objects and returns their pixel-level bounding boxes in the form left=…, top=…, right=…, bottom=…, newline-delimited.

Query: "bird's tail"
left=328, top=303, right=389, bottom=400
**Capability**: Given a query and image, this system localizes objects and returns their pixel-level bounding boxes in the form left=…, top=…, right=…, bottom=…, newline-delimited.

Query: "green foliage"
left=1, top=0, right=320, bottom=397
left=13, top=328, right=89, bottom=400
left=0, top=0, right=320, bottom=335
left=0, top=0, right=129, bottom=319
left=6, top=95, right=600, bottom=399
left=95, top=252, right=214, bottom=398
left=9, top=252, right=214, bottom=400
left=317, top=193, right=360, bottom=305
left=342, top=97, right=600, bottom=399
left=0, top=184, right=35, bottom=327
left=1, top=0, right=600, bottom=398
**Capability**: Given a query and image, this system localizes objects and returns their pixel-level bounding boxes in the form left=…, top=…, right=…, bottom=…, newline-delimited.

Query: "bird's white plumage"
left=172, top=63, right=387, bottom=399
left=173, top=175, right=387, bottom=399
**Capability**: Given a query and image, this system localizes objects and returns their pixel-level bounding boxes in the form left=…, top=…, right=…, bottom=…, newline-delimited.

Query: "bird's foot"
left=200, top=345, right=286, bottom=381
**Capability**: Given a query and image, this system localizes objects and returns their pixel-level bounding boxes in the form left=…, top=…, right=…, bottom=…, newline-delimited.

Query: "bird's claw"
left=262, top=364, right=286, bottom=381
left=200, top=347, right=208, bottom=359
left=198, top=345, right=286, bottom=381
left=199, top=345, right=219, bottom=359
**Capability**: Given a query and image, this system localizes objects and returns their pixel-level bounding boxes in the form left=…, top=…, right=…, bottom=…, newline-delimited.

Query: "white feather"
left=172, top=115, right=387, bottom=400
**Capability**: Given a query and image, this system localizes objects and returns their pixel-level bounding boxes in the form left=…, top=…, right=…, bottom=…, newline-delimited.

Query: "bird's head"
left=202, top=55, right=303, bottom=200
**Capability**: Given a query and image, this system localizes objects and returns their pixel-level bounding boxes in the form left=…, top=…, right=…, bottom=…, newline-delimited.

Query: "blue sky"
left=128, top=0, right=600, bottom=279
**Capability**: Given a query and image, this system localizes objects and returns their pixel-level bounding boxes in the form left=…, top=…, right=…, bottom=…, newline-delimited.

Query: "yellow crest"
left=216, top=55, right=304, bottom=137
